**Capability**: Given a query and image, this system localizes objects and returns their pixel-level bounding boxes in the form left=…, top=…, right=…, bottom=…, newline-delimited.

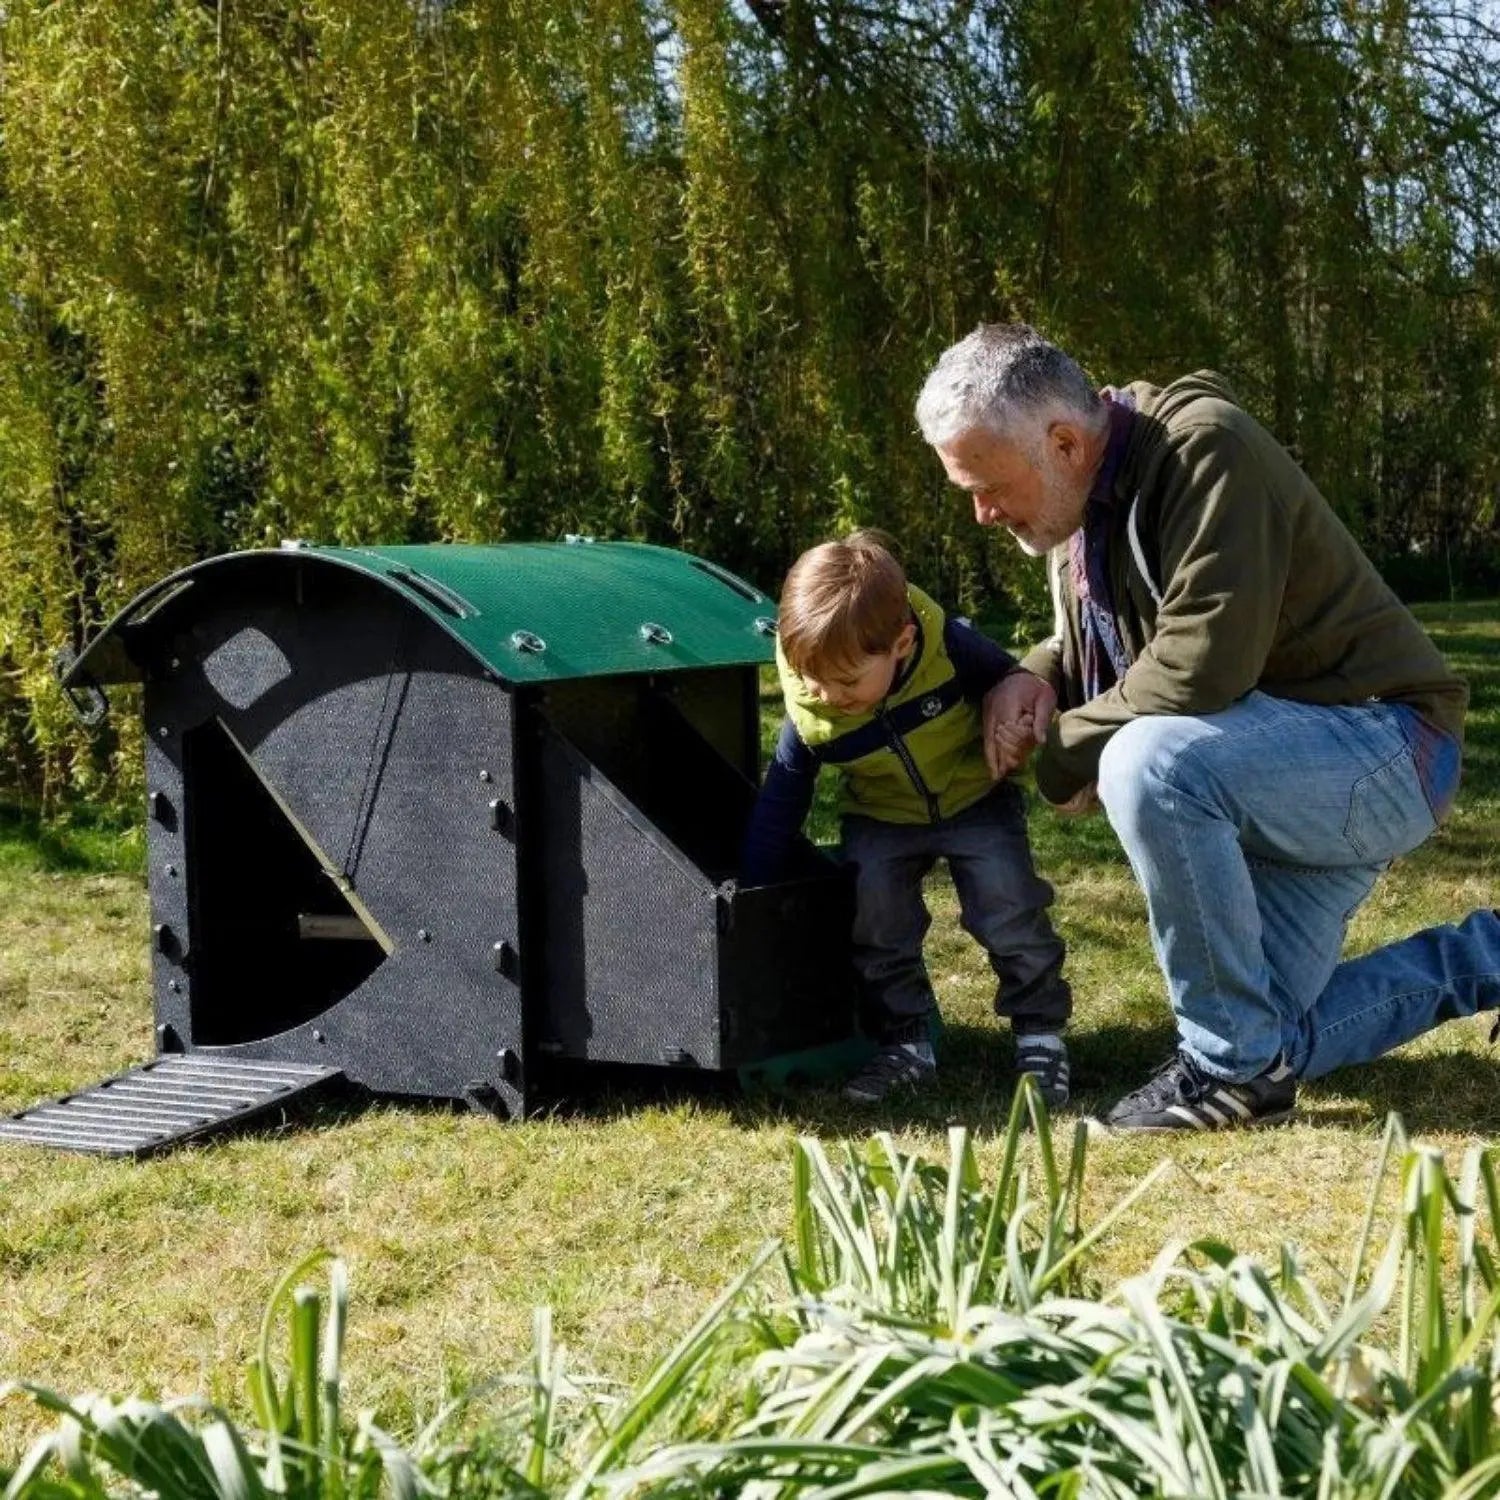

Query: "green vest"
left=777, top=586, right=996, bottom=825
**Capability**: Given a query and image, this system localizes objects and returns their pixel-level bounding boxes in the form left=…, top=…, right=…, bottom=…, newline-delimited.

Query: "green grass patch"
left=0, top=601, right=1496, bottom=1466
left=0, top=800, right=146, bottom=878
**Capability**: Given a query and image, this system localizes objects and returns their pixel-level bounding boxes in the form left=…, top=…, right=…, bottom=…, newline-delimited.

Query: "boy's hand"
left=983, top=670, right=1056, bottom=777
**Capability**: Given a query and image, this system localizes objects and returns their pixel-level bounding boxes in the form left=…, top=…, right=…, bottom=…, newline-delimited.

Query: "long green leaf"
left=566, top=1239, right=777, bottom=1496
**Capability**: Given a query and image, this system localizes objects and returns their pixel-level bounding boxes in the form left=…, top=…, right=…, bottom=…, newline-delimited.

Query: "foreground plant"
left=613, top=1103, right=1500, bottom=1498
left=1, top=1251, right=467, bottom=1500
left=9, top=1085, right=1500, bottom=1498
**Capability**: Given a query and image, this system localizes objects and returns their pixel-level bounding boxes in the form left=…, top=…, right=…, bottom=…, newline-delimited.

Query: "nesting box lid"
left=58, top=540, right=779, bottom=694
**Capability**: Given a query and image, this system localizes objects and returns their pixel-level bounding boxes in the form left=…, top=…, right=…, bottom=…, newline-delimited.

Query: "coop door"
left=183, top=718, right=391, bottom=1045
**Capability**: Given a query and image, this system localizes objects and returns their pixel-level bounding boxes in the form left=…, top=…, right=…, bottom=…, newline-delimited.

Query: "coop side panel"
left=145, top=579, right=526, bottom=1111
left=144, top=708, right=192, bottom=1051
left=277, top=661, right=523, bottom=1107
left=533, top=724, right=721, bottom=1069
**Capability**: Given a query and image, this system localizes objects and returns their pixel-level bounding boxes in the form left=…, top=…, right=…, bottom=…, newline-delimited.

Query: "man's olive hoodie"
left=1020, top=371, right=1468, bottom=804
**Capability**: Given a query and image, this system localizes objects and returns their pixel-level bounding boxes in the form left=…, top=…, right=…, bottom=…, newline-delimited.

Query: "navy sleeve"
left=740, top=717, right=820, bottom=886
left=945, top=616, right=1019, bottom=700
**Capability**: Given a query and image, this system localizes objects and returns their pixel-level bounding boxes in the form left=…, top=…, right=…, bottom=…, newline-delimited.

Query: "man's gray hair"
left=915, top=323, right=1104, bottom=450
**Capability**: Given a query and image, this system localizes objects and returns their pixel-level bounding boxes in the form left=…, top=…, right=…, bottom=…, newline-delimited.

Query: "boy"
left=741, top=530, right=1071, bottom=1106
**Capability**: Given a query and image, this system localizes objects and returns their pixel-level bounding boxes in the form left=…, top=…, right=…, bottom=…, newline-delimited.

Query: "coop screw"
left=312, top=1029, right=326, bottom=1043
left=478, top=769, right=493, bottom=783
left=164, top=863, right=178, bottom=878
left=418, top=928, right=432, bottom=943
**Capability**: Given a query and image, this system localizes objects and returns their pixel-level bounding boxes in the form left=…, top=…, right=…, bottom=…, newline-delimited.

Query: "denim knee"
left=1096, top=716, right=1201, bottom=844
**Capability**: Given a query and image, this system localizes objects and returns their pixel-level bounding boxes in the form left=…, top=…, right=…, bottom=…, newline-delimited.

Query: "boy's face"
left=800, top=621, right=917, bottom=715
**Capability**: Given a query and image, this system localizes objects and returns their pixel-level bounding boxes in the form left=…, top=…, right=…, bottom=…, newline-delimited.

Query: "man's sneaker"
left=1014, top=1032, right=1070, bottom=1108
left=1104, top=1051, right=1296, bottom=1132
left=844, top=1040, right=936, bottom=1105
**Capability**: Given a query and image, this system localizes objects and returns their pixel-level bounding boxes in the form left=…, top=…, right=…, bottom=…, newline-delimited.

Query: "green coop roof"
left=60, top=540, right=779, bottom=692
left=316, top=541, right=777, bottom=683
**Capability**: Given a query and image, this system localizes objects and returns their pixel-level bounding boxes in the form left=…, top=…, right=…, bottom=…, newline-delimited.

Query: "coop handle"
left=53, top=647, right=109, bottom=727
left=689, top=558, right=763, bottom=603
left=116, top=575, right=197, bottom=629
left=386, top=565, right=478, bottom=619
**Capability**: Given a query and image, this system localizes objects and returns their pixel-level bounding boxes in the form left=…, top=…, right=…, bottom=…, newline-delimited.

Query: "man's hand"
left=982, top=670, right=1057, bottom=777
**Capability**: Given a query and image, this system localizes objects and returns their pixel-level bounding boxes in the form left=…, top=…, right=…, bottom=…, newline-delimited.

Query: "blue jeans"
left=1096, top=692, right=1500, bottom=1082
left=841, top=784, right=1071, bottom=1042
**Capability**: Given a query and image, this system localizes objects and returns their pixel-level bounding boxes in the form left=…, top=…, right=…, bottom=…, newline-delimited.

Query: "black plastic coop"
left=0, top=541, right=859, bottom=1156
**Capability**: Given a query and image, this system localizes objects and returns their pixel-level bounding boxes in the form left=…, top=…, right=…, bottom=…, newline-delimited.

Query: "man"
left=914, top=322, right=1500, bottom=1131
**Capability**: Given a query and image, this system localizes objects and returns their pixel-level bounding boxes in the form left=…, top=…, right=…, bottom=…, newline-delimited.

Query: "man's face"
left=935, top=426, right=1090, bottom=556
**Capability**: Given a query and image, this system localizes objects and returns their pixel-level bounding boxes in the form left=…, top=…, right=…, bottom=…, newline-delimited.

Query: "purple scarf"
left=1068, top=391, right=1137, bottom=701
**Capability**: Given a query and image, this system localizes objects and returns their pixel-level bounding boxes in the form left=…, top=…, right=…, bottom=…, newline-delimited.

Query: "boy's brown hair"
left=778, top=529, right=911, bottom=678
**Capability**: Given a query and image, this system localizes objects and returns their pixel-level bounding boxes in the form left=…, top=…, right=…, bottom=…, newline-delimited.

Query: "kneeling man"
left=915, top=322, right=1500, bottom=1131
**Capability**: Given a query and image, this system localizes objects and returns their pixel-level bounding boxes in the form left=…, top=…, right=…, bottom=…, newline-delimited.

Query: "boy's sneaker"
left=844, top=1039, right=936, bottom=1105
left=1014, top=1032, right=1070, bottom=1108
left=1104, top=1050, right=1296, bottom=1132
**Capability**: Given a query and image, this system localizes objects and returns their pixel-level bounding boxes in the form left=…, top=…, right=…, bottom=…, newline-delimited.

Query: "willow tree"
left=1, top=0, right=1496, bottom=805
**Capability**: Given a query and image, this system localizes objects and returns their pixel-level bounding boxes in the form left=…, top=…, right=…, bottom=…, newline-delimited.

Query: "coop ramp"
left=0, top=1056, right=344, bottom=1158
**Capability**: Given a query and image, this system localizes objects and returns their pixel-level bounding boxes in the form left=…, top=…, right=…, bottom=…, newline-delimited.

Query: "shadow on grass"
left=11, top=1017, right=1496, bottom=1157
left=487, top=999, right=1500, bottom=1143
left=1310, top=1046, right=1500, bottom=1137
left=0, top=801, right=144, bottom=877
left=1418, top=822, right=1500, bottom=873
left=503, top=1019, right=1188, bottom=1140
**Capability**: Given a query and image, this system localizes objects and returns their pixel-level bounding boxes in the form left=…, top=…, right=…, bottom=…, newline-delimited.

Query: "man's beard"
left=1012, top=461, right=1089, bottom=557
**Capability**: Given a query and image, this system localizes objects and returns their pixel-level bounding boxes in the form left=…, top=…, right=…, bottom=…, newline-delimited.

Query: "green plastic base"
left=737, top=1035, right=876, bottom=1092
left=737, top=1011, right=945, bottom=1093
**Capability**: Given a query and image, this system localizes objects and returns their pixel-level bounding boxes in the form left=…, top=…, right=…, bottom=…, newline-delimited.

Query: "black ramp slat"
left=27, top=1102, right=209, bottom=1127
left=153, top=1058, right=332, bottom=1078
left=0, top=1056, right=344, bottom=1158
left=111, top=1082, right=266, bottom=1104
left=0, top=1122, right=168, bottom=1151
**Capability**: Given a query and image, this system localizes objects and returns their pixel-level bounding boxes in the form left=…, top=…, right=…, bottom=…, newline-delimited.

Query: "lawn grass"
left=0, top=598, right=1496, bottom=1459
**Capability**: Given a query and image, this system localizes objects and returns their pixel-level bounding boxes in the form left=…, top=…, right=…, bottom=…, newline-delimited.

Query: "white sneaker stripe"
left=1167, top=1104, right=1209, bottom=1129
left=1213, top=1089, right=1254, bottom=1120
